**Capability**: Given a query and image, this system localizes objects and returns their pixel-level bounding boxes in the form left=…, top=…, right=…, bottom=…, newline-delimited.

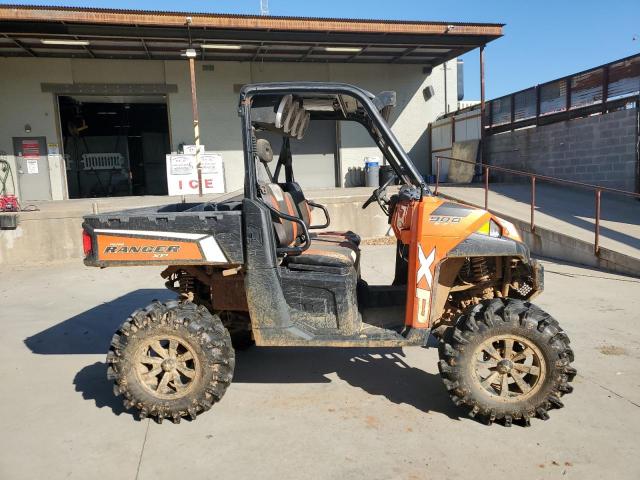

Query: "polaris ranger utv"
left=82, top=82, right=575, bottom=426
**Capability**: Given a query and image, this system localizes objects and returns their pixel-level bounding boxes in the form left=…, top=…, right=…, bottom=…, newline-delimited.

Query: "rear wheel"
left=438, top=298, right=576, bottom=426
left=107, top=300, right=235, bottom=423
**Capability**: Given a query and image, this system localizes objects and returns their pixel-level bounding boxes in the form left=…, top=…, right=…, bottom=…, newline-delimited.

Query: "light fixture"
left=201, top=44, right=242, bottom=50
left=24, top=124, right=31, bottom=133
left=325, top=46, right=362, bottom=53
left=182, top=48, right=198, bottom=58
left=41, top=39, right=90, bottom=46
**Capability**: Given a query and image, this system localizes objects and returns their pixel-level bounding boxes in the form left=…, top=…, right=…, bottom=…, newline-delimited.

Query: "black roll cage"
left=239, top=82, right=429, bottom=200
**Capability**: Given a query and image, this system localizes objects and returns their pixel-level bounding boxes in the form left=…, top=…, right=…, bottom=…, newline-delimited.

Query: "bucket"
left=364, top=158, right=380, bottom=187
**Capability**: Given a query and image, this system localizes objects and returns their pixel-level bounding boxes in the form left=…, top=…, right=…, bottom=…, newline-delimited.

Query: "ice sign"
left=200, top=154, right=222, bottom=174
left=170, top=155, right=193, bottom=175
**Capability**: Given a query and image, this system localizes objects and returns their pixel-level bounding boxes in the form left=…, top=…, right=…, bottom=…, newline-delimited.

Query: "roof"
left=0, top=5, right=503, bottom=64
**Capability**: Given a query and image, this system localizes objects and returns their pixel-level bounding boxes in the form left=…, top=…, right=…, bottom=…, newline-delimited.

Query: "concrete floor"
left=1, top=245, right=640, bottom=479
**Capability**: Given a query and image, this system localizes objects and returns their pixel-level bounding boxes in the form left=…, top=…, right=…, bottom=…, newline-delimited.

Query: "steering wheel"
left=362, top=173, right=397, bottom=214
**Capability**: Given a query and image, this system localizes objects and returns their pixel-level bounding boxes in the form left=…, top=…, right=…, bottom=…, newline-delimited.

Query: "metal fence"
left=483, top=53, right=640, bottom=133
left=433, top=155, right=640, bottom=256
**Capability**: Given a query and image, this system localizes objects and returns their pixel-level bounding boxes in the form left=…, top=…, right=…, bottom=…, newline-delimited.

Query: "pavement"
left=2, top=245, right=640, bottom=479
left=438, top=183, right=640, bottom=259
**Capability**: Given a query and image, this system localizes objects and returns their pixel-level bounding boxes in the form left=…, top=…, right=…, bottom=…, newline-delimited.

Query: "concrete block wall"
left=486, top=108, right=638, bottom=191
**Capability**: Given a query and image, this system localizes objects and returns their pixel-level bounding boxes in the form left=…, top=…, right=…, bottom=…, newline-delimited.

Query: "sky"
left=9, top=0, right=640, bottom=100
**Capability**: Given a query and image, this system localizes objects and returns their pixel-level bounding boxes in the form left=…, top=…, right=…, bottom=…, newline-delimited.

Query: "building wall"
left=0, top=57, right=456, bottom=199
left=487, top=108, right=638, bottom=190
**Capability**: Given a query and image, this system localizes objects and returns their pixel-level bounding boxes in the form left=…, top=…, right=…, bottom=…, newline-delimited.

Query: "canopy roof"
left=0, top=5, right=503, bottom=64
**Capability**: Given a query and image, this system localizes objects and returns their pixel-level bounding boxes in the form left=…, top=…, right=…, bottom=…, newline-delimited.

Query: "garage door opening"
left=59, top=95, right=170, bottom=198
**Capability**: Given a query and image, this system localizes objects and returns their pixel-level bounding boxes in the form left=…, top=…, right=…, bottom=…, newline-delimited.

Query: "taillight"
left=82, top=230, right=93, bottom=256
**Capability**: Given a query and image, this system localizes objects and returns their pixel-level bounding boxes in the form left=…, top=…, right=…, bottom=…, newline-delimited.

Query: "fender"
left=446, top=233, right=531, bottom=261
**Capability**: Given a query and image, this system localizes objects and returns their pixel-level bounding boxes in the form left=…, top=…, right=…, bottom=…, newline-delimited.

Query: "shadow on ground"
left=30, top=288, right=460, bottom=421
left=24, top=289, right=173, bottom=355
left=74, top=347, right=461, bottom=422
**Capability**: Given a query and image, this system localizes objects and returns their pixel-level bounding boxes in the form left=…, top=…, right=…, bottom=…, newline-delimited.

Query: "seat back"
left=254, top=142, right=303, bottom=248
left=281, top=181, right=312, bottom=226
left=261, top=182, right=302, bottom=248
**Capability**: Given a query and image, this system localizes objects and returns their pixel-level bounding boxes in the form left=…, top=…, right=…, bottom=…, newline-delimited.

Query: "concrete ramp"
left=438, top=183, right=640, bottom=277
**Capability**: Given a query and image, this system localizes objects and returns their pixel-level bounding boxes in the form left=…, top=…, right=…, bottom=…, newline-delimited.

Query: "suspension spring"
left=178, top=270, right=196, bottom=299
left=470, top=257, right=490, bottom=283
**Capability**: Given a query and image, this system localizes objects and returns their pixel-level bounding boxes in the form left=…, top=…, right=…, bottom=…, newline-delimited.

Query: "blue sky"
left=10, top=0, right=640, bottom=99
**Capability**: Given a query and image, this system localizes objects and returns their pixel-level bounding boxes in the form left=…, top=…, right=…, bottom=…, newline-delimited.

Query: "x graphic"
left=416, top=245, right=435, bottom=288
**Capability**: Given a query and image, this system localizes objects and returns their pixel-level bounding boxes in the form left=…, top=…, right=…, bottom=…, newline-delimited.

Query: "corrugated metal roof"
left=0, top=4, right=503, bottom=64
left=0, top=4, right=504, bottom=34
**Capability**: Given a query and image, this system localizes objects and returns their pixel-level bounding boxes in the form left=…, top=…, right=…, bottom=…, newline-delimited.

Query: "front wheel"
left=107, top=300, right=235, bottom=423
left=438, top=298, right=576, bottom=426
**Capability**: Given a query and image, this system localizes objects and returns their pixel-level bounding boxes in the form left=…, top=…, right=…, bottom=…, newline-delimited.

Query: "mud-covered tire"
left=106, top=300, right=235, bottom=423
left=438, top=298, right=576, bottom=426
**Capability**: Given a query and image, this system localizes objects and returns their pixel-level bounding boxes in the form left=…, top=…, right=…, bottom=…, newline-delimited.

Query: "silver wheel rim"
left=134, top=335, right=200, bottom=400
left=472, top=334, right=546, bottom=402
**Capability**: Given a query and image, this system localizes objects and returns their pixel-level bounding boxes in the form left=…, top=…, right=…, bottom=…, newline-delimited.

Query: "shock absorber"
left=470, top=257, right=490, bottom=283
left=178, top=270, right=196, bottom=301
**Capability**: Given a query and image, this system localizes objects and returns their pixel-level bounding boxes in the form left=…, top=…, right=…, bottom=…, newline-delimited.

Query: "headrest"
left=256, top=138, right=273, bottom=163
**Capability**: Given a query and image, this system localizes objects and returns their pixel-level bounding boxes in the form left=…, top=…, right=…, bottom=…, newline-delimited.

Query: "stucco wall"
left=0, top=57, right=456, bottom=198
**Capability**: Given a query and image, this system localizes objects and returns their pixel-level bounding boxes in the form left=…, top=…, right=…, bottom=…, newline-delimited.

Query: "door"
left=13, top=137, right=52, bottom=201
left=289, top=120, right=337, bottom=189
left=259, top=120, right=337, bottom=189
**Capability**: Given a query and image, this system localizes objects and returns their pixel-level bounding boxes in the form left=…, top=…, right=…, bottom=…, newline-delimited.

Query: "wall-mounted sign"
left=26, top=158, right=39, bottom=174
left=166, top=153, right=225, bottom=196
left=47, top=143, right=60, bottom=155
left=22, top=139, right=40, bottom=158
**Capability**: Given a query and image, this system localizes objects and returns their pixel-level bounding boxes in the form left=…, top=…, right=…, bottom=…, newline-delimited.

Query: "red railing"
left=433, top=155, right=640, bottom=255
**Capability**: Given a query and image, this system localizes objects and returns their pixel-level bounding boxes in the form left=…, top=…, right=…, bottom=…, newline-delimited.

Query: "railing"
left=433, top=155, right=640, bottom=255
left=445, top=53, right=640, bottom=134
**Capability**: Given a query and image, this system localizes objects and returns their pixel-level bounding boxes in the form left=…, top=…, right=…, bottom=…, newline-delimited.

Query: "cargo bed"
left=82, top=198, right=244, bottom=267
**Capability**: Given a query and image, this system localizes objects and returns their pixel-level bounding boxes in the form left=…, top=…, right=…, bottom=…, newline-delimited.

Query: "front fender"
left=446, top=233, right=531, bottom=262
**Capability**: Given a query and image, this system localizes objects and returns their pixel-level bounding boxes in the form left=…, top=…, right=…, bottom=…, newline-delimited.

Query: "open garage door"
left=58, top=95, right=170, bottom=198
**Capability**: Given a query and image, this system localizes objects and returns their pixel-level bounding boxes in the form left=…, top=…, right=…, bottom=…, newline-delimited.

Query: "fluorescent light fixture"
left=201, top=44, right=242, bottom=50
left=182, top=48, right=197, bottom=58
left=41, top=39, right=90, bottom=46
left=325, top=46, right=362, bottom=53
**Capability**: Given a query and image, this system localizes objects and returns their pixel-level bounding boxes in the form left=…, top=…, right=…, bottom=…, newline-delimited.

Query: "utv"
left=82, top=82, right=575, bottom=426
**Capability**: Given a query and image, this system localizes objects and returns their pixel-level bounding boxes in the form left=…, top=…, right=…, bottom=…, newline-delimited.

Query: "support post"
left=565, top=77, right=572, bottom=118
left=595, top=189, right=601, bottom=255
left=188, top=56, right=203, bottom=196
left=530, top=176, right=536, bottom=231
left=443, top=60, right=448, bottom=114
left=602, top=65, right=609, bottom=114
left=484, top=166, right=489, bottom=210
left=479, top=45, right=486, bottom=166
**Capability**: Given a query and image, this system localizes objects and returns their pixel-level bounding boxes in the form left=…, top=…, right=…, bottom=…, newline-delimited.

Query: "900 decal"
left=429, top=215, right=461, bottom=224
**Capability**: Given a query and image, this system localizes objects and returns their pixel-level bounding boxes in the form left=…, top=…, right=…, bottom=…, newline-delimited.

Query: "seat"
left=287, top=238, right=358, bottom=269
left=255, top=138, right=360, bottom=270
left=281, top=181, right=361, bottom=247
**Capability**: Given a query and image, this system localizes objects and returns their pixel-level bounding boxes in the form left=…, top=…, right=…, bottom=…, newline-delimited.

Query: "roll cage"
left=238, top=82, right=429, bottom=199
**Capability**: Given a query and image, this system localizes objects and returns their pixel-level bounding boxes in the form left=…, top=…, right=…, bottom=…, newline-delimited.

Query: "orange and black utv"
left=82, top=82, right=575, bottom=426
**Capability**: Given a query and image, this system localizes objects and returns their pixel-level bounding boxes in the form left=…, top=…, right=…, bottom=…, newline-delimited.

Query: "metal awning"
left=0, top=5, right=503, bottom=65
